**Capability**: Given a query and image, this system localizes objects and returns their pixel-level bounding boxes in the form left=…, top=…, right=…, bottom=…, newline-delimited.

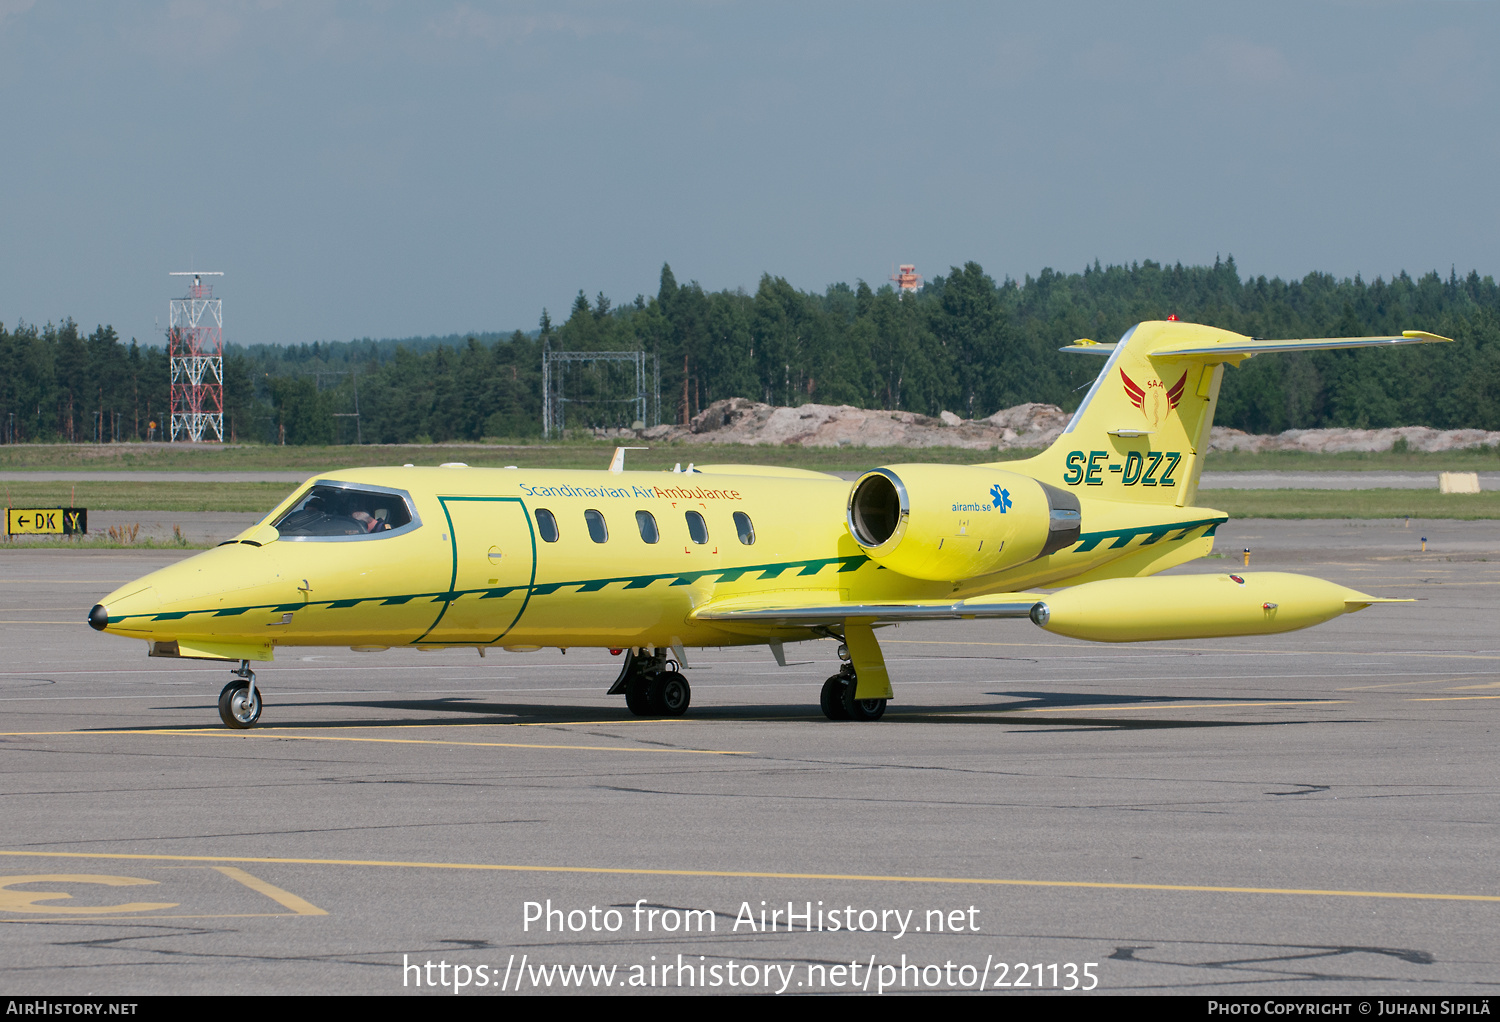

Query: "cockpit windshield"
left=271, top=483, right=416, bottom=539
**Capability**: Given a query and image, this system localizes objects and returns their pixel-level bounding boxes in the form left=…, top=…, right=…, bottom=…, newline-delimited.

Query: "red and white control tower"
left=167, top=271, right=224, bottom=442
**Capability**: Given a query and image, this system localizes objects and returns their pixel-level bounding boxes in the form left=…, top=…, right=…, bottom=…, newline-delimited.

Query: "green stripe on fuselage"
left=105, top=522, right=1220, bottom=630
left=106, top=553, right=874, bottom=626
left=1071, top=517, right=1224, bottom=553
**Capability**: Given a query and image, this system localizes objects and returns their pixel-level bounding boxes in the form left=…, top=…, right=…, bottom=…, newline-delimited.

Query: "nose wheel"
left=218, top=661, right=263, bottom=729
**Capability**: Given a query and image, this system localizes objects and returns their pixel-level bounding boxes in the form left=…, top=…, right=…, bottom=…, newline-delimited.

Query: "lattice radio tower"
left=167, top=271, right=225, bottom=442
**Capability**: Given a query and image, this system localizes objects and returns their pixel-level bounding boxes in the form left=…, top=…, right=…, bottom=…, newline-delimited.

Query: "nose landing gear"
left=218, top=660, right=263, bottom=729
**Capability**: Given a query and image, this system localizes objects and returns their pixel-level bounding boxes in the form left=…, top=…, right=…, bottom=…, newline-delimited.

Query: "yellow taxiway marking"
left=0, top=865, right=324, bottom=921
left=212, top=866, right=326, bottom=915
left=997, top=700, right=1348, bottom=714
left=0, top=718, right=703, bottom=736
left=0, top=850, right=1495, bottom=905
left=0, top=621, right=86, bottom=625
left=1360, top=581, right=1500, bottom=587
left=1406, top=695, right=1500, bottom=703
left=4, top=914, right=310, bottom=923
left=1338, top=678, right=1475, bottom=692
left=0, top=874, right=176, bottom=915
left=885, top=639, right=1500, bottom=661
left=237, top=719, right=703, bottom=730
left=0, top=728, right=751, bottom=756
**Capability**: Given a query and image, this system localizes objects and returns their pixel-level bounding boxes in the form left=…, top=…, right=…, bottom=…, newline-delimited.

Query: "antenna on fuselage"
left=609, top=446, right=648, bottom=474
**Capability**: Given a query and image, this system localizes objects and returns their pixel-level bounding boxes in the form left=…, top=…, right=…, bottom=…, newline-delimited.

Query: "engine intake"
left=848, top=469, right=907, bottom=548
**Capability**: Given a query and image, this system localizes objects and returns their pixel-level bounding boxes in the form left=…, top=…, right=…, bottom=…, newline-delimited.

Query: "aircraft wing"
left=690, top=592, right=1041, bottom=626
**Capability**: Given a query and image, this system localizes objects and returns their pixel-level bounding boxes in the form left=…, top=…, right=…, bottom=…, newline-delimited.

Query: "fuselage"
left=93, top=463, right=1226, bottom=658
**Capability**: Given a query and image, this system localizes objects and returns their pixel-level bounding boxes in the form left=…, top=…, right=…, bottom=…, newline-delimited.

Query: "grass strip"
left=1202, top=447, right=1500, bottom=473
left=0, top=441, right=1033, bottom=474
left=0, top=536, right=211, bottom=550
left=2, top=481, right=292, bottom=513
left=5, top=440, right=1500, bottom=473
left=4, top=478, right=1499, bottom=520
left=1197, top=488, right=1500, bottom=519
left=5, top=439, right=1500, bottom=474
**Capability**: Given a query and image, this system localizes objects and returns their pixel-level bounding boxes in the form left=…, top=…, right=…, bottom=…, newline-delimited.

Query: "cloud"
left=1178, top=36, right=1299, bottom=92
left=117, top=0, right=246, bottom=63
left=0, top=0, right=35, bottom=30
left=1397, top=26, right=1489, bottom=106
left=425, top=5, right=630, bottom=48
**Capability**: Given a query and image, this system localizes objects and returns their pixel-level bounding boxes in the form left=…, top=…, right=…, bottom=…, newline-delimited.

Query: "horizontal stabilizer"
left=1059, top=339, right=1117, bottom=355
left=1146, top=330, right=1453, bottom=364
left=1061, top=330, right=1452, bottom=361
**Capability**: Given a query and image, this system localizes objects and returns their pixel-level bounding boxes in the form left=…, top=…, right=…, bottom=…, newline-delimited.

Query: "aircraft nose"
left=88, top=604, right=109, bottom=631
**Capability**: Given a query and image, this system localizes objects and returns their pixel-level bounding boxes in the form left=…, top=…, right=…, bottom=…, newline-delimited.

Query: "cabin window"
left=535, top=508, right=559, bottom=543
left=271, top=482, right=416, bottom=540
left=734, top=511, right=756, bottom=545
left=685, top=510, right=708, bottom=544
left=585, top=509, right=609, bottom=543
left=636, top=510, right=659, bottom=544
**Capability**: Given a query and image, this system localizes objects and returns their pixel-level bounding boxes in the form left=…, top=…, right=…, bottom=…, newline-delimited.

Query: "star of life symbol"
left=990, top=485, right=1012, bottom=512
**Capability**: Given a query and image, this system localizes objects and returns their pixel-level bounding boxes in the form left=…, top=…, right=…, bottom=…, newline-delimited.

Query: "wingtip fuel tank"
left=1029, top=571, right=1390, bottom=643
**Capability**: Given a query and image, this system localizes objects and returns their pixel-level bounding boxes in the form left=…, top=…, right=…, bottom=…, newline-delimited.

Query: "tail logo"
left=1122, top=369, right=1188, bottom=427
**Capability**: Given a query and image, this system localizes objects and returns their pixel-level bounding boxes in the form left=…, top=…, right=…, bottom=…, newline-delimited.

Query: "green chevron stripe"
left=105, top=526, right=1225, bottom=630
left=105, top=553, right=874, bottom=627
left=1071, top=517, right=1223, bottom=553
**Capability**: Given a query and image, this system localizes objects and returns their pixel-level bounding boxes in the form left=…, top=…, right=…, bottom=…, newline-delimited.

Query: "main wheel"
left=648, top=671, right=691, bottom=716
left=625, top=676, right=653, bottom=716
left=218, top=680, right=262, bottom=729
left=820, top=676, right=851, bottom=720
left=841, top=680, right=886, bottom=722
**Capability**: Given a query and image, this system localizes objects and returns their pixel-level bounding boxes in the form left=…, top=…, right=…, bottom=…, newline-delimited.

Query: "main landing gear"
left=609, top=648, right=691, bottom=717
left=218, top=660, right=263, bottom=729
left=820, top=663, right=887, bottom=722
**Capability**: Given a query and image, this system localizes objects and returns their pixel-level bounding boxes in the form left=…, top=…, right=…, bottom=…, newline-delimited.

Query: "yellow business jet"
left=88, top=320, right=1451, bottom=728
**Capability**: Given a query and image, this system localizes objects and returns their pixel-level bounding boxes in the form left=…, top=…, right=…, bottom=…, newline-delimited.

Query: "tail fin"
left=997, top=320, right=1452, bottom=508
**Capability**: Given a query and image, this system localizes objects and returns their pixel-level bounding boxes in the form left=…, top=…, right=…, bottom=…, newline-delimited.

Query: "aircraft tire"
left=649, top=671, right=691, bottom=716
left=841, top=681, right=886, bottom=722
left=624, top=676, right=653, bottom=716
left=218, top=680, right=262, bottom=730
left=820, top=676, right=851, bottom=721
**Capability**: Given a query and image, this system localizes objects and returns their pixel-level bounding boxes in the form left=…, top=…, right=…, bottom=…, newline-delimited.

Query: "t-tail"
left=996, top=320, right=1453, bottom=507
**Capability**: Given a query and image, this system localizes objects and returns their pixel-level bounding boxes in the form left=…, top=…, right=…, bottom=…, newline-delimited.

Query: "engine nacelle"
left=845, top=465, right=1081, bottom=582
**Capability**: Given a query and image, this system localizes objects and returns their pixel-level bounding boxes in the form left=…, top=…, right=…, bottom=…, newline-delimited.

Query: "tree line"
left=3, top=256, right=1498, bottom=445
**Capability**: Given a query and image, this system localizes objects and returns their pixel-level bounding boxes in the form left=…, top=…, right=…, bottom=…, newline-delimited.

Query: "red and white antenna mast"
left=167, top=271, right=225, bottom=443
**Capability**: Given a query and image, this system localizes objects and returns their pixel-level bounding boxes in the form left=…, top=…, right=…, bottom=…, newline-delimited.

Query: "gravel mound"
left=586, top=398, right=1500, bottom=453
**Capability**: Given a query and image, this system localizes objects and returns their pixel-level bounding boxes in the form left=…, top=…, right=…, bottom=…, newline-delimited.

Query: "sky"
left=1, top=1, right=1496, bottom=347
